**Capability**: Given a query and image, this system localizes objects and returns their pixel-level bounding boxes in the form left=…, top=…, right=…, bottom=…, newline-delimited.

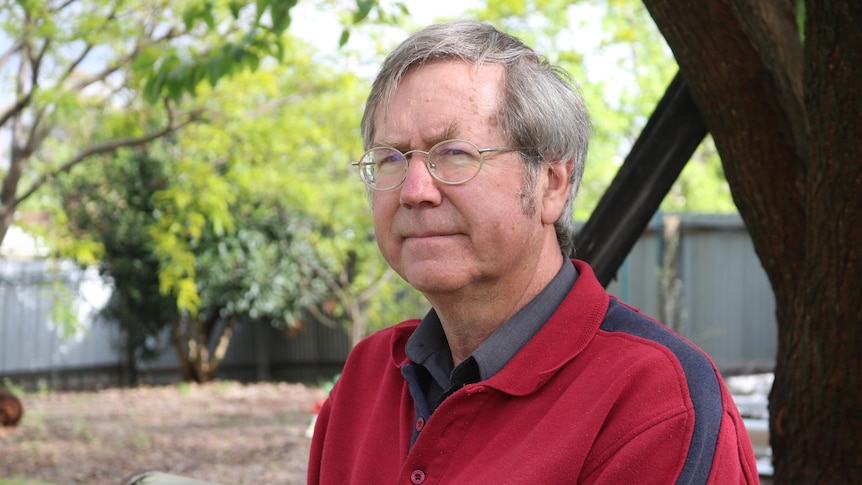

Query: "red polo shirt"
left=309, top=260, right=758, bottom=484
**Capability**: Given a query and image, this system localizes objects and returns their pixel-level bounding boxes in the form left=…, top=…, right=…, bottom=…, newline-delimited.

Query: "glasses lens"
left=429, top=140, right=483, bottom=184
left=360, top=147, right=407, bottom=189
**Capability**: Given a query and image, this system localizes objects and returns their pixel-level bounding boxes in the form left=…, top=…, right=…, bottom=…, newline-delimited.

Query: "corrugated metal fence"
left=605, top=213, right=776, bottom=373
left=0, top=259, right=126, bottom=388
left=1, top=214, right=775, bottom=390
left=0, top=258, right=350, bottom=390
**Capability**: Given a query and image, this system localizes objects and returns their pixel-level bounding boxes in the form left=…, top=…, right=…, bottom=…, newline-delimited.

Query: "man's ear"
left=540, top=159, right=573, bottom=225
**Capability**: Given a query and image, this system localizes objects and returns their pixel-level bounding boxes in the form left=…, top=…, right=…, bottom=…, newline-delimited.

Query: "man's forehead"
left=372, top=61, right=504, bottom=143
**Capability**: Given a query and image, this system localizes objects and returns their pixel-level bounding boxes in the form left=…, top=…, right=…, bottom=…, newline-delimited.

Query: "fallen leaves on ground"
left=0, top=381, right=326, bottom=485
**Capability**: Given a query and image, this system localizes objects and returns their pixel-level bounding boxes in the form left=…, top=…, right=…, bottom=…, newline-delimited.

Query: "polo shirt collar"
left=406, top=258, right=578, bottom=389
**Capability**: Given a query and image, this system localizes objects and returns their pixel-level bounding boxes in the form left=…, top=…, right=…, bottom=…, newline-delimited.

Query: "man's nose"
left=399, top=153, right=442, bottom=207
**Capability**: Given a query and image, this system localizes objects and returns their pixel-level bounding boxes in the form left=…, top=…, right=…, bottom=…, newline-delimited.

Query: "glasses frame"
left=352, top=139, right=532, bottom=191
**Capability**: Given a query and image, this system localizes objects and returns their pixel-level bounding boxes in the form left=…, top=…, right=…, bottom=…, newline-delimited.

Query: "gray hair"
left=361, top=20, right=590, bottom=255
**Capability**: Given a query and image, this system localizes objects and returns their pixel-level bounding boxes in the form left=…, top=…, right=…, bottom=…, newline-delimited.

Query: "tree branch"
left=62, top=6, right=118, bottom=85
left=29, top=33, right=48, bottom=85
left=0, top=37, right=24, bottom=73
left=23, top=105, right=49, bottom=157
left=48, top=0, right=78, bottom=14
left=67, top=26, right=182, bottom=93
left=306, top=302, right=340, bottom=329
left=14, top=102, right=203, bottom=206
left=62, top=42, right=95, bottom=85
left=208, top=316, right=235, bottom=377
left=0, top=92, right=33, bottom=131
left=642, top=0, right=806, bottom=290
left=356, top=265, right=395, bottom=303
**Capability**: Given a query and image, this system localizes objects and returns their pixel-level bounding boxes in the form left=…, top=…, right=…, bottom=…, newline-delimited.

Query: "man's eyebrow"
left=371, top=138, right=403, bottom=149
left=374, top=125, right=462, bottom=151
left=429, top=124, right=460, bottom=144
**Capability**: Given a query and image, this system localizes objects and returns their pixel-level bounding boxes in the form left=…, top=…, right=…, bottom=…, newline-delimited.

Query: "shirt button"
left=415, top=417, right=425, bottom=432
left=410, top=469, right=426, bottom=484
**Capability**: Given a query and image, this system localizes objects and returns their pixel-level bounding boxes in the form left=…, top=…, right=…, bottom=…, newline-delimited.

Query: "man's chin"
left=398, top=263, right=473, bottom=295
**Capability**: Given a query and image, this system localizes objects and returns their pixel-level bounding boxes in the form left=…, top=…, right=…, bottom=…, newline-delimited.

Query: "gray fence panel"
left=121, top=311, right=350, bottom=385
left=681, top=226, right=776, bottom=371
left=606, top=235, right=660, bottom=318
left=1, top=260, right=121, bottom=372
left=605, top=214, right=776, bottom=374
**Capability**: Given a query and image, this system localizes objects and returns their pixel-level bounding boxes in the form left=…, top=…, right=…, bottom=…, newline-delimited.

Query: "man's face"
left=370, top=60, right=554, bottom=299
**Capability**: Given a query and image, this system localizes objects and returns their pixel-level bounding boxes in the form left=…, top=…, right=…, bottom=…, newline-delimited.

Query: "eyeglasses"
left=352, top=139, right=531, bottom=191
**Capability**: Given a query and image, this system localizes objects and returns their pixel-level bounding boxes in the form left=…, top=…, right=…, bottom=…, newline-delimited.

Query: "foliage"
left=53, top=32, right=425, bottom=379
left=470, top=0, right=735, bottom=219
left=168, top=44, right=426, bottom=341
left=1, top=377, right=26, bottom=397
left=1, top=0, right=415, bottom=352
left=0, top=0, right=405, bottom=250
left=57, top=147, right=185, bottom=365
left=0, top=0, right=275, bottom=247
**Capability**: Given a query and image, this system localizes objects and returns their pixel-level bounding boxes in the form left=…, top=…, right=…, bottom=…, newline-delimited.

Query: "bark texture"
left=642, top=0, right=862, bottom=481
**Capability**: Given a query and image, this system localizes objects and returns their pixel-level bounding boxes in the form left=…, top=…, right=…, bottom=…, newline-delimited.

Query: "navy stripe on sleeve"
left=600, top=299, right=723, bottom=485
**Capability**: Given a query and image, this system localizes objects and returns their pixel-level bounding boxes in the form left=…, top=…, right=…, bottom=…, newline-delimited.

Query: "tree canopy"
left=0, top=0, right=404, bottom=247
left=1, top=0, right=419, bottom=376
left=54, top=33, right=424, bottom=381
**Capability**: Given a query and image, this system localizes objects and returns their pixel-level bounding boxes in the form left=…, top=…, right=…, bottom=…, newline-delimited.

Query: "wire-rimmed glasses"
left=352, top=139, right=531, bottom=191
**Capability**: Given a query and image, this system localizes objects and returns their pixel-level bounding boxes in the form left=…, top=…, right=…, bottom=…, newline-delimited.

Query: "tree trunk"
left=172, top=318, right=194, bottom=381
left=774, top=0, right=862, bottom=480
left=642, top=0, right=862, bottom=481
left=171, top=315, right=235, bottom=383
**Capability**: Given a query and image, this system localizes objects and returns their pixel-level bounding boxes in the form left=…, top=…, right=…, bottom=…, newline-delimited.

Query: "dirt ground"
left=0, top=381, right=327, bottom=485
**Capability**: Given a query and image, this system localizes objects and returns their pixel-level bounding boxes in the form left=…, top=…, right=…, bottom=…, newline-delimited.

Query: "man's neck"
left=427, top=251, right=565, bottom=366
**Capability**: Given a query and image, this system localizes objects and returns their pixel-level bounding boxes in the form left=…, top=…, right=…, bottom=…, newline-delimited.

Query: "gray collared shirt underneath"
left=404, top=258, right=578, bottom=412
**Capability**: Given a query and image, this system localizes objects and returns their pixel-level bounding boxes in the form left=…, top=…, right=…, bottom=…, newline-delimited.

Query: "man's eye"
left=440, top=148, right=468, bottom=157
left=379, top=153, right=403, bottom=164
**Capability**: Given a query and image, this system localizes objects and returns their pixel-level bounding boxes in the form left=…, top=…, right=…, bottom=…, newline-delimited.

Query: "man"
left=309, top=20, right=758, bottom=484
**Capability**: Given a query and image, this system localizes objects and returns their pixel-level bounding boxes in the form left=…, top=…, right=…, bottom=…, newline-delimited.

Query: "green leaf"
left=270, top=3, right=293, bottom=34
left=202, top=6, right=216, bottom=30
left=228, top=1, right=242, bottom=19
left=207, top=58, right=223, bottom=87
left=182, top=5, right=197, bottom=31
left=254, top=0, right=268, bottom=26
left=354, top=0, right=375, bottom=23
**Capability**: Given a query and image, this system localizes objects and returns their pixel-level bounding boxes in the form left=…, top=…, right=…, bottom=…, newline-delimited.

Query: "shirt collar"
left=405, top=258, right=578, bottom=387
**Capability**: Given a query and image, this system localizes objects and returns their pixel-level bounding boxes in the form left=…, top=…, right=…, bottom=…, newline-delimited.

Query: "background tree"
left=165, top=47, right=426, bottom=347
left=55, top=36, right=425, bottom=381
left=0, top=0, right=277, bottom=245
left=0, top=0, right=403, bottom=248
left=641, top=1, right=861, bottom=481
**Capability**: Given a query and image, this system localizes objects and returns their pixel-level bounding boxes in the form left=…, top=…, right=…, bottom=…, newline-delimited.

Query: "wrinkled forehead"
left=372, top=59, right=506, bottom=140
left=373, top=61, right=506, bottom=145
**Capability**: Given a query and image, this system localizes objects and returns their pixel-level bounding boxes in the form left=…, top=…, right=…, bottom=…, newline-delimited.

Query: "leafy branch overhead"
left=142, top=0, right=297, bottom=104
left=0, top=0, right=402, bottom=248
left=52, top=26, right=422, bottom=380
